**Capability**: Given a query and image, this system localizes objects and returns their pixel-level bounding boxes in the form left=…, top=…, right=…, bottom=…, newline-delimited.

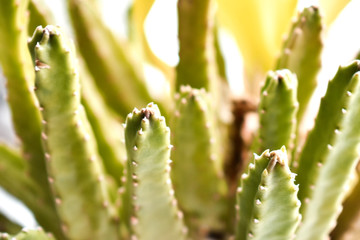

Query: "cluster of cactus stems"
left=0, top=0, right=359, bottom=239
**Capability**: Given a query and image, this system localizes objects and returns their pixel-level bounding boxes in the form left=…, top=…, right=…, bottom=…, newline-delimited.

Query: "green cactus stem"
left=176, top=0, right=217, bottom=91
left=171, top=86, right=228, bottom=236
left=235, top=150, right=271, bottom=240
left=295, top=71, right=360, bottom=240
left=248, top=147, right=300, bottom=240
left=0, top=3, right=61, bottom=232
left=0, top=144, right=63, bottom=239
left=67, top=0, right=153, bottom=118
left=330, top=168, right=360, bottom=239
left=124, top=103, right=187, bottom=240
left=296, top=60, right=360, bottom=214
left=0, top=144, right=39, bottom=210
left=257, top=69, right=298, bottom=154
left=0, top=1, right=63, bottom=235
left=30, top=25, right=119, bottom=240
left=213, top=23, right=227, bottom=82
left=80, top=66, right=126, bottom=187
left=276, top=6, right=323, bottom=122
left=0, top=228, right=55, bottom=240
left=0, top=213, right=22, bottom=235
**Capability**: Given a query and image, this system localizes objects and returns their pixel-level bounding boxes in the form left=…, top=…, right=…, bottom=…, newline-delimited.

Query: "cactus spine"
left=29, top=25, right=119, bottom=240
left=124, top=103, right=187, bottom=240
left=0, top=1, right=360, bottom=240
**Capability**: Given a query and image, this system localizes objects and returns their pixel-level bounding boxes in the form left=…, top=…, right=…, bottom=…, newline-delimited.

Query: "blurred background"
left=0, top=0, right=359, bottom=229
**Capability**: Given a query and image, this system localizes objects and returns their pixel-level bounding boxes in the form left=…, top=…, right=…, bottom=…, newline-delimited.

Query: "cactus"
left=0, top=1, right=359, bottom=240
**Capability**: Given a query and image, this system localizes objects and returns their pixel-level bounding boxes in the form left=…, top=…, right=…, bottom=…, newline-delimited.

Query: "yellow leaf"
left=132, top=0, right=174, bottom=81
left=319, top=0, right=351, bottom=26
left=217, top=0, right=298, bottom=94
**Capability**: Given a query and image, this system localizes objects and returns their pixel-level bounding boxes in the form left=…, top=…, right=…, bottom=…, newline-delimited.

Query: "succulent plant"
left=0, top=0, right=359, bottom=240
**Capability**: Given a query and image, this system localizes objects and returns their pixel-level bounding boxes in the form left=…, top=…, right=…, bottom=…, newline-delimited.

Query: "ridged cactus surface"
left=29, top=25, right=119, bottom=240
left=0, top=1, right=359, bottom=240
left=124, top=103, right=187, bottom=240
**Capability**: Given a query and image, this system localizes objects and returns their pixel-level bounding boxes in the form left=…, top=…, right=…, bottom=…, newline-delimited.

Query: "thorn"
left=181, top=98, right=187, bottom=104
left=48, top=177, right=54, bottom=183
left=138, top=129, right=143, bottom=135
left=97, top=175, right=104, bottom=182
left=142, top=118, right=149, bottom=124
left=237, top=187, right=242, bottom=193
left=241, top=173, right=248, bottom=179
left=294, top=27, right=302, bottom=35
left=42, top=120, right=47, bottom=125
left=76, top=119, right=82, bottom=128
left=131, top=235, right=138, bottom=240
left=131, top=216, right=138, bottom=225
left=45, top=152, right=51, bottom=161
left=72, top=91, right=78, bottom=96
left=167, top=144, right=174, bottom=149
left=284, top=48, right=291, bottom=55
left=177, top=211, right=184, bottom=219
left=133, top=146, right=138, bottom=151
left=102, top=201, right=109, bottom=208
left=327, top=144, right=333, bottom=150
left=166, top=178, right=172, bottom=185
left=55, top=198, right=62, bottom=205
left=262, top=90, right=268, bottom=96
left=35, top=59, right=50, bottom=69
left=346, top=91, right=352, bottom=97
left=254, top=218, right=259, bottom=224
left=118, top=187, right=125, bottom=194
left=83, top=133, right=90, bottom=141
left=249, top=163, right=255, bottom=169
left=341, top=108, right=347, bottom=114
left=41, top=132, right=48, bottom=140
left=256, top=199, right=261, bottom=205
left=61, top=224, right=68, bottom=233
left=132, top=161, right=138, bottom=166
left=169, top=189, right=175, bottom=196
left=89, top=155, right=96, bottom=162
left=121, top=176, right=126, bottom=183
